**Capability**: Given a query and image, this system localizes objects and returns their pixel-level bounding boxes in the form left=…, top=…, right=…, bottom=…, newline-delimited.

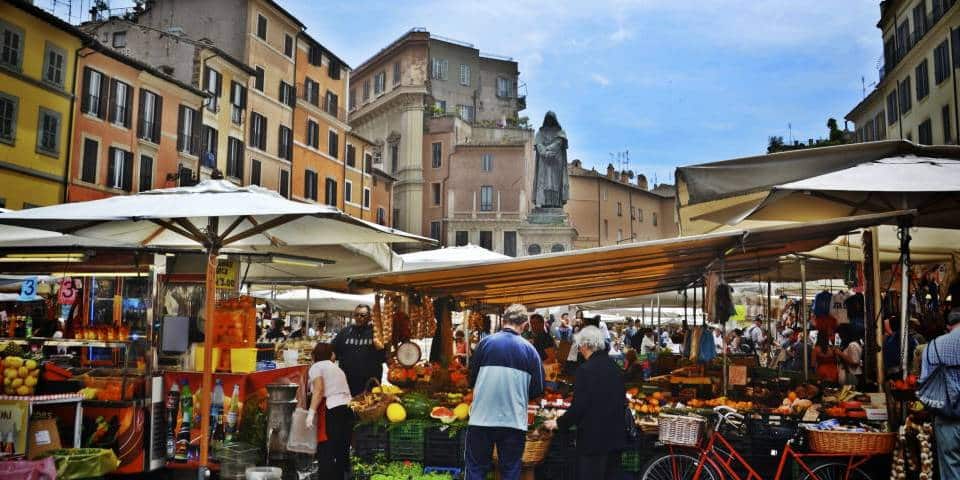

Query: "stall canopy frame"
left=339, top=211, right=914, bottom=308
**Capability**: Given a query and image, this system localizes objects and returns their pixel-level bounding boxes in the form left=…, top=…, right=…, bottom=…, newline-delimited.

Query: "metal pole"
left=657, top=296, right=662, bottom=330
left=692, top=287, right=697, bottom=326
left=899, top=218, right=912, bottom=379
left=766, top=279, right=772, bottom=338
left=305, top=287, right=311, bottom=336
left=199, top=218, right=220, bottom=472
left=801, top=259, right=809, bottom=382
left=641, top=306, right=645, bottom=327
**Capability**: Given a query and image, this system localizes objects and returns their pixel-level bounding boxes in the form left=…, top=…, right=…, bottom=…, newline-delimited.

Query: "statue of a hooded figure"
left=532, top=111, right=570, bottom=208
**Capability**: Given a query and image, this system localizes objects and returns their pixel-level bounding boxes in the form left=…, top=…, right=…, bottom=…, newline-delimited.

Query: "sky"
left=46, top=0, right=883, bottom=186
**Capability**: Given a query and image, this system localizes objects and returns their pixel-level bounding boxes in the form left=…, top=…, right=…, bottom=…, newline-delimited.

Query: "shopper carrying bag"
left=307, top=343, right=354, bottom=479
left=287, top=371, right=318, bottom=454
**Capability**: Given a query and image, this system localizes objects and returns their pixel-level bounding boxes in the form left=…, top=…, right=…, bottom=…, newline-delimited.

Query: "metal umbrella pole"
left=898, top=217, right=912, bottom=379
left=800, top=258, right=808, bottom=382
left=305, top=287, right=311, bottom=335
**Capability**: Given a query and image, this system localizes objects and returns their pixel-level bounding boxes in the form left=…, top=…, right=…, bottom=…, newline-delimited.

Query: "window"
left=919, top=118, right=933, bottom=145
left=308, top=43, right=322, bottom=66
left=630, top=206, right=636, bottom=220
left=36, top=108, right=60, bottom=156
left=377, top=207, right=386, bottom=225
left=617, top=201, right=623, bottom=216
left=304, top=78, right=320, bottom=106
left=324, top=177, right=338, bottom=206
left=112, top=31, right=126, bottom=48
left=254, top=66, right=265, bottom=92
left=503, top=231, right=517, bottom=257
left=328, top=58, right=341, bottom=80
left=432, top=182, right=441, bottom=205
left=944, top=105, right=953, bottom=143
left=344, top=180, right=353, bottom=203
left=278, top=125, right=292, bottom=160
left=346, top=144, right=356, bottom=168
left=916, top=60, right=929, bottom=100
left=107, top=146, right=133, bottom=191
left=887, top=91, right=899, bottom=125
left=431, top=142, right=442, bottom=168
left=935, top=39, right=951, bottom=84
left=80, top=138, right=98, bottom=183
left=178, top=105, right=200, bottom=155
left=457, top=104, right=475, bottom=122
left=430, top=221, right=442, bottom=241
left=393, top=61, right=401, bottom=85
left=455, top=231, right=469, bottom=247
left=82, top=67, right=108, bottom=119
left=328, top=130, right=339, bottom=158
left=256, top=14, right=267, bottom=40
left=249, top=112, right=267, bottom=150
left=304, top=170, right=318, bottom=200
left=230, top=81, right=246, bottom=124
left=137, top=89, right=162, bottom=143
left=279, top=169, right=289, bottom=198
left=139, top=155, right=153, bottom=192
left=896, top=20, right=909, bottom=57
left=480, top=186, right=494, bottom=211
left=109, top=79, right=133, bottom=128
left=459, top=64, right=470, bottom=86
left=604, top=219, right=609, bottom=238
left=479, top=231, right=493, bottom=250
left=43, top=43, right=66, bottom=87
left=349, top=88, right=356, bottom=110
left=204, top=67, right=222, bottom=112
left=617, top=229, right=623, bottom=243
left=899, top=77, right=912, bottom=115
left=283, top=34, right=293, bottom=57
left=481, top=153, right=493, bottom=172
left=551, top=244, right=565, bottom=253
left=913, top=3, right=928, bottom=40
left=374, top=71, right=385, bottom=95
left=324, top=90, right=338, bottom=116
left=0, top=20, right=24, bottom=71
left=363, top=79, right=371, bottom=101
left=638, top=209, right=644, bottom=222
left=227, top=137, right=244, bottom=179
left=0, top=93, right=17, bottom=145
left=390, top=143, right=399, bottom=173
left=431, top=58, right=448, bottom=80
left=653, top=213, right=659, bottom=226
left=306, top=119, right=319, bottom=148
left=528, top=244, right=541, bottom=255
left=364, top=153, right=373, bottom=173
left=876, top=111, right=886, bottom=139
left=201, top=125, right=218, bottom=167
left=497, top=77, right=510, bottom=98
left=250, top=159, right=262, bottom=186
left=363, top=188, right=371, bottom=208
left=435, top=100, right=446, bottom=114
left=178, top=165, right=195, bottom=187
left=279, top=81, right=295, bottom=108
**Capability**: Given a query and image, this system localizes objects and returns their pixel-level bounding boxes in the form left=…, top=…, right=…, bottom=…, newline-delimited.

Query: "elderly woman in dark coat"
left=545, top=325, right=626, bottom=479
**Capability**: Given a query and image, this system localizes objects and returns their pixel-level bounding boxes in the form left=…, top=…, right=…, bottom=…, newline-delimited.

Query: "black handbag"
left=625, top=403, right=640, bottom=441
left=917, top=339, right=960, bottom=418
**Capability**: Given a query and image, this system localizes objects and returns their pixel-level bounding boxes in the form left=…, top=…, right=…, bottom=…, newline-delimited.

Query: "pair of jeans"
left=577, top=451, right=621, bottom=480
left=316, top=405, right=353, bottom=480
left=936, top=415, right=960, bottom=480
left=465, top=425, right=525, bottom=480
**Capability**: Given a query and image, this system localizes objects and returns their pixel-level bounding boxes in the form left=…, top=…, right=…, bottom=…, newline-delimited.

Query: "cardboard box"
left=27, top=418, right=61, bottom=459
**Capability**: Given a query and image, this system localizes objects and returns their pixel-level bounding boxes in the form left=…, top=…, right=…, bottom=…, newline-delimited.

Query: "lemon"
left=372, top=386, right=381, bottom=394
left=386, top=403, right=407, bottom=423
left=453, top=403, right=470, bottom=421
left=6, top=357, right=23, bottom=369
left=24, top=359, right=37, bottom=371
left=24, top=377, right=37, bottom=387
left=3, top=378, right=10, bottom=386
left=17, top=367, right=28, bottom=378
left=11, top=378, right=22, bottom=388
left=4, top=368, right=17, bottom=379
left=15, top=385, right=29, bottom=396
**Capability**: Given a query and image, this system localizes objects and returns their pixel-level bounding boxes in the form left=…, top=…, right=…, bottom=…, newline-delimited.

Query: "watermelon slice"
left=430, top=406, right=456, bottom=424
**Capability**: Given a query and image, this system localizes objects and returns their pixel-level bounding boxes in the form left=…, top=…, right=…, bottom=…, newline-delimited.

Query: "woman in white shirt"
left=836, top=324, right=863, bottom=388
left=307, top=343, right=353, bottom=479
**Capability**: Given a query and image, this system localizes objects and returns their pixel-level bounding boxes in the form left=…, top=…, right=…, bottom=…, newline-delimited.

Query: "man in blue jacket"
left=466, top=304, right=544, bottom=480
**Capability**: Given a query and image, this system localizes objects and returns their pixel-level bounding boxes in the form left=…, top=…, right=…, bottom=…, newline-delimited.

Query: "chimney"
left=606, top=164, right=615, bottom=179
left=636, top=174, right=648, bottom=190
left=621, top=170, right=633, bottom=183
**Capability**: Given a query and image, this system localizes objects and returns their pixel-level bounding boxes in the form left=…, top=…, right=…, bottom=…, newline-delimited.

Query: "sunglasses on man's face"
left=356, top=312, right=370, bottom=317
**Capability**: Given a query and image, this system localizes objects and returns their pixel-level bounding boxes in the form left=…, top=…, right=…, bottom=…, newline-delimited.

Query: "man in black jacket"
left=333, top=304, right=386, bottom=396
left=546, top=325, right=626, bottom=479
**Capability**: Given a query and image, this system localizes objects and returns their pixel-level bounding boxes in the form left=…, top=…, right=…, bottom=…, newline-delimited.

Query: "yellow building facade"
left=0, top=1, right=85, bottom=209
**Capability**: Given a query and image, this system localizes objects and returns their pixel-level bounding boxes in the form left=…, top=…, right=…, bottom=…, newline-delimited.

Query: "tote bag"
left=286, top=375, right=318, bottom=454
left=917, top=339, right=960, bottom=418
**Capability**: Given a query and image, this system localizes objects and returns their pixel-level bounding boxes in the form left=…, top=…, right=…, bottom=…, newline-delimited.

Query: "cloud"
left=608, top=25, right=633, bottom=44
left=591, top=73, right=611, bottom=87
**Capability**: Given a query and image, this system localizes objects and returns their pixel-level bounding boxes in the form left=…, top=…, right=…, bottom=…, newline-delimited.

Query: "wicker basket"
left=658, top=414, right=705, bottom=447
left=493, top=429, right=553, bottom=466
left=351, top=379, right=396, bottom=423
left=807, top=429, right=896, bottom=455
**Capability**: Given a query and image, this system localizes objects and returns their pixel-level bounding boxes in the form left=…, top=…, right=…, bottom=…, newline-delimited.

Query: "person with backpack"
left=920, top=308, right=960, bottom=480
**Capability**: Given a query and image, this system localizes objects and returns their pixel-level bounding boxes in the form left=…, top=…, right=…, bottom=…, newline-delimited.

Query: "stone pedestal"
left=518, top=208, right=577, bottom=256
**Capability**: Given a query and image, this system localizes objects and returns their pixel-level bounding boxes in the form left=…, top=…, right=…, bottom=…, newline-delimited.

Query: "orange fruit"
left=652, top=391, right=663, bottom=400
left=649, top=398, right=660, bottom=406
left=787, top=391, right=798, bottom=402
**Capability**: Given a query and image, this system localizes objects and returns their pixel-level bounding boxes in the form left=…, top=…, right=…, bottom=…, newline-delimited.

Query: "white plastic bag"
left=286, top=407, right=317, bottom=454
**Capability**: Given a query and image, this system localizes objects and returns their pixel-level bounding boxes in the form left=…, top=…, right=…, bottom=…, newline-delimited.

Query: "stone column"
left=394, top=98, right=425, bottom=235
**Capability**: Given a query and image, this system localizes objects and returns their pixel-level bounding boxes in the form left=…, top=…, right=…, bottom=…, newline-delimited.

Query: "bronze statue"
left=533, top=111, right=570, bottom=208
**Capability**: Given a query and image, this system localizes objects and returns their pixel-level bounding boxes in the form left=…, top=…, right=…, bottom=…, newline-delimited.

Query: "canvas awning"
left=252, top=288, right=374, bottom=313
left=337, top=211, right=912, bottom=308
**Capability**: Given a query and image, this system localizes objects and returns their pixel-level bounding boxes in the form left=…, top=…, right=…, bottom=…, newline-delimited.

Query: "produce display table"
left=0, top=393, right=83, bottom=453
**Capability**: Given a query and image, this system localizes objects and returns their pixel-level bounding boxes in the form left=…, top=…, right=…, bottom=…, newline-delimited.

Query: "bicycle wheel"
left=641, top=452, right=720, bottom=480
left=797, top=461, right=874, bottom=480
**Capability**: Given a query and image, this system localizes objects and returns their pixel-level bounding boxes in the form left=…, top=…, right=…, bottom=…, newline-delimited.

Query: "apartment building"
left=69, top=44, right=207, bottom=201
left=349, top=28, right=526, bottom=239
left=0, top=1, right=85, bottom=209
left=344, top=131, right=393, bottom=226
left=117, top=0, right=303, bottom=194
left=81, top=18, right=255, bottom=185
left=566, top=162, right=679, bottom=250
left=847, top=0, right=960, bottom=145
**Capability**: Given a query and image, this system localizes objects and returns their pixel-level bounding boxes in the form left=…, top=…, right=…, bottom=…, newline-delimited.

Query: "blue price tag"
left=19, top=277, right=38, bottom=301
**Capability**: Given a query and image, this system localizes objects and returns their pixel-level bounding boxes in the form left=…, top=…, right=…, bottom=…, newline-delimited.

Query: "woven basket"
left=658, top=414, right=705, bottom=447
left=351, top=379, right=396, bottom=423
left=493, top=430, right=553, bottom=466
left=807, top=429, right=896, bottom=455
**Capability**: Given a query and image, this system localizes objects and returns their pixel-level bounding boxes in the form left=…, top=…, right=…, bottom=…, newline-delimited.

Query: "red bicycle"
left=640, top=406, right=878, bottom=480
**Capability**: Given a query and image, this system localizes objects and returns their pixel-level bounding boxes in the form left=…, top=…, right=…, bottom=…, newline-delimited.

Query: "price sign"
left=57, top=277, right=78, bottom=305
left=18, top=277, right=38, bottom=301
left=215, top=260, right=238, bottom=294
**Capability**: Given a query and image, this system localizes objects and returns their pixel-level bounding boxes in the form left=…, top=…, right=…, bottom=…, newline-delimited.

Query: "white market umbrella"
left=252, top=288, right=374, bottom=313
left=0, top=178, right=431, bottom=468
left=399, top=244, right=510, bottom=270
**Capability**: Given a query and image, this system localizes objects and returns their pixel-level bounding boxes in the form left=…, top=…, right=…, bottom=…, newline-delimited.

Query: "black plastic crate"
left=352, top=423, right=388, bottom=460
left=535, top=459, right=576, bottom=480
left=424, top=425, right=465, bottom=468
left=746, top=414, right=799, bottom=444
left=388, top=421, right=427, bottom=462
left=620, top=434, right=656, bottom=473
